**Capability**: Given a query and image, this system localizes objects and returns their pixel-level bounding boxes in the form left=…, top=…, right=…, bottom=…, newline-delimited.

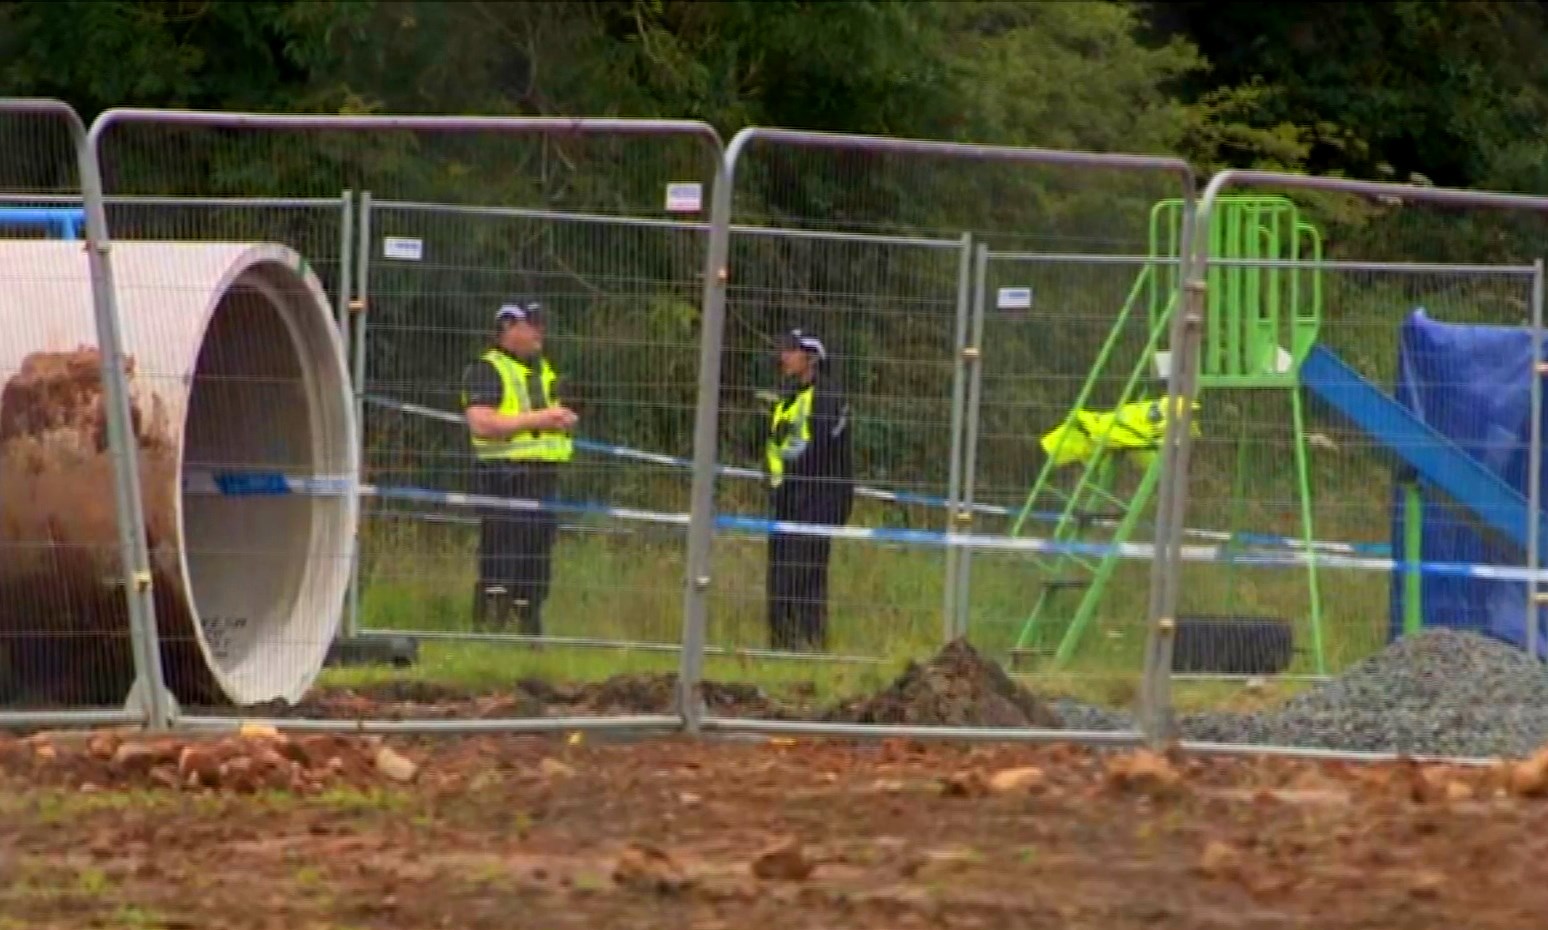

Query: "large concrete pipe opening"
left=0, top=242, right=356, bottom=708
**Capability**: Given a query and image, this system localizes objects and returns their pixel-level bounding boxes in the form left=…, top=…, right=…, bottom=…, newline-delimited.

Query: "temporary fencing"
left=73, top=109, right=728, bottom=734
left=0, top=99, right=168, bottom=729
left=353, top=190, right=714, bottom=656
left=1151, top=171, right=1548, bottom=757
left=14, top=96, right=1548, bottom=759
left=683, top=128, right=1195, bottom=740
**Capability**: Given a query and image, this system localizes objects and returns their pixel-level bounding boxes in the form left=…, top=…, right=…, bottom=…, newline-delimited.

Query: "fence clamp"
left=1534, top=591, right=1548, bottom=606
left=131, top=570, right=153, bottom=593
left=1537, top=361, right=1548, bottom=377
left=694, top=574, right=712, bottom=591
left=348, top=298, right=367, bottom=315
left=1156, top=616, right=1176, bottom=637
left=961, top=346, right=980, bottom=362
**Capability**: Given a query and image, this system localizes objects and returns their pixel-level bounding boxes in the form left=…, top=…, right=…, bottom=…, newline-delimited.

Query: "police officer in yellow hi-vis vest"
left=764, top=328, right=854, bottom=652
left=460, top=301, right=577, bottom=635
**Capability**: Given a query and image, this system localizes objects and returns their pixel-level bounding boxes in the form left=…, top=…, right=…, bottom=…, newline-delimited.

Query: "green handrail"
left=1009, top=262, right=1160, bottom=538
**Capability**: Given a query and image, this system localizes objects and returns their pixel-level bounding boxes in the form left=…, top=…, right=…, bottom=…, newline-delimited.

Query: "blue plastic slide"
left=1301, top=341, right=1545, bottom=550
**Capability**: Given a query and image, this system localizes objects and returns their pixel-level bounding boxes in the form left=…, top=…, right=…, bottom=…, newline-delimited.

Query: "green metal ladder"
left=1007, top=195, right=1328, bottom=672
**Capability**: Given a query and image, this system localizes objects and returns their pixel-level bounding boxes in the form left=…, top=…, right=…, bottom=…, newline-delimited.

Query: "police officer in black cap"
left=763, top=328, right=854, bottom=651
left=461, top=300, right=578, bottom=636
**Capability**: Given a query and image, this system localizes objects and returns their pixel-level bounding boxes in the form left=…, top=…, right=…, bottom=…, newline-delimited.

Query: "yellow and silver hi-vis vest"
left=766, top=385, right=815, bottom=489
left=463, top=349, right=574, bottom=463
left=1039, top=396, right=1201, bottom=470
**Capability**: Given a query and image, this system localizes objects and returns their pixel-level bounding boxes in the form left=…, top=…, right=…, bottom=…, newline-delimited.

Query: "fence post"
left=343, top=191, right=373, bottom=641
left=1138, top=187, right=1198, bottom=748
left=71, top=103, right=177, bottom=731
left=677, top=148, right=734, bottom=734
left=943, top=232, right=973, bottom=642
left=954, top=243, right=991, bottom=639
left=1530, top=257, right=1545, bottom=662
left=336, top=190, right=354, bottom=335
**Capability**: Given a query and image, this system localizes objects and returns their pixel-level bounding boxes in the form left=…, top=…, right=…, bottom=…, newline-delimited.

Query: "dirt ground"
left=5, top=725, right=1548, bottom=929
left=237, top=640, right=1074, bottom=726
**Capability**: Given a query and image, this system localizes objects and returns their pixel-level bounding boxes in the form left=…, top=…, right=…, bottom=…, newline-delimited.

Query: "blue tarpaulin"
left=1387, top=309, right=1548, bottom=655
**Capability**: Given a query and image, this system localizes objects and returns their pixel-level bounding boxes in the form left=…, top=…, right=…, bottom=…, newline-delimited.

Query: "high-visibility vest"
left=766, top=385, right=815, bottom=488
left=463, top=349, right=574, bottom=463
left=1039, top=397, right=1201, bottom=469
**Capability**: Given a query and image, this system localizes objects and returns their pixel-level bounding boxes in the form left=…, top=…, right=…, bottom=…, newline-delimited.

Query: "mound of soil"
left=530, top=674, right=792, bottom=718
left=825, top=639, right=1064, bottom=729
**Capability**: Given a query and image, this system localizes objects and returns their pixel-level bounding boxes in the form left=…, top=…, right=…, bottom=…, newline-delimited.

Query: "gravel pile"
left=1176, top=628, right=1548, bottom=758
left=1048, top=628, right=1548, bottom=758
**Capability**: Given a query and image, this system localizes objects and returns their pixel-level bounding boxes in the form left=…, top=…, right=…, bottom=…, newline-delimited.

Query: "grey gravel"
left=1050, top=629, right=1548, bottom=759
left=1052, top=697, right=1138, bottom=733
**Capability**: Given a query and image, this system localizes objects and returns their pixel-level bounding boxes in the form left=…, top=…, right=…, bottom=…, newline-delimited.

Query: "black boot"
left=475, top=584, right=510, bottom=631
left=472, top=582, right=488, bottom=629
left=513, top=598, right=544, bottom=638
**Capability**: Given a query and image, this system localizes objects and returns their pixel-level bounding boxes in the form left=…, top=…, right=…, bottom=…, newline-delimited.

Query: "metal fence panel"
left=1158, top=170, right=1548, bottom=760
left=971, top=251, right=1181, bottom=700
left=85, top=110, right=723, bottom=733
left=0, top=99, right=163, bottom=728
left=688, top=128, right=1193, bottom=741
left=355, top=199, right=709, bottom=654
left=708, top=224, right=970, bottom=663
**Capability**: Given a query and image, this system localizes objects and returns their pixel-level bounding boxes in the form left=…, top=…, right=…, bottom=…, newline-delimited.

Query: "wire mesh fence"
left=972, top=251, right=1180, bottom=692
left=356, top=198, right=709, bottom=655
left=0, top=99, right=162, bottom=727
left=19, top=98, right=1548, bottom=757
left=83, top=112, right=724, bottom=732
left=689, top=129, right=1194, bottom=738
left=1154, top=172, right=1548, bottom=759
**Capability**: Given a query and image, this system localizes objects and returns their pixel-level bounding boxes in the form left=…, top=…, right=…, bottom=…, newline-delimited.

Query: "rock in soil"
left=987, top=766, right=1047, bottom=793
left=0, top=730, right=411, bottom=794
left=825, top=639, right=1064, bottom=729
left=613, top=843, right=695, bottom=894
left=750, top=838, right=815, bottom=881
left=1103, top=750, right=1185, bottom=798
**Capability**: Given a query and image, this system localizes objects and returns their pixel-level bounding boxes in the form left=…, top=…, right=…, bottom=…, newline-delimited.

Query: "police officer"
left=764, top=328, right=854, bottom=652
left=460, top=300, right=577, bottom=636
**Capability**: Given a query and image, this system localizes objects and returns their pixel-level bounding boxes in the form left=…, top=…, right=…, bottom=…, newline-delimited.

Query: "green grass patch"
left=343, top=481, right=1391, bottom=716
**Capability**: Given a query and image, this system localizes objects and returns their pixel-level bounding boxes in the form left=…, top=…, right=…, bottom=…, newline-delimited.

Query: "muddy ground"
left=4, top=728, right=1548, bottom=929
left=6, top=642, right=1548, bottom=928
left=233, top=640, right=1073, bottom=727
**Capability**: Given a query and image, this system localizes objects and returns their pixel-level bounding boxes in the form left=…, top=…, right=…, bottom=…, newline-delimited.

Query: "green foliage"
left=9, top=0, right=1548, bottom=192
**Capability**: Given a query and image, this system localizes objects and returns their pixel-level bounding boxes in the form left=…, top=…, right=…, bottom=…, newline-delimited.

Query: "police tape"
left=362, top=394, right=1390, bottom=558
left=181, top=468, right=1536, bottom=584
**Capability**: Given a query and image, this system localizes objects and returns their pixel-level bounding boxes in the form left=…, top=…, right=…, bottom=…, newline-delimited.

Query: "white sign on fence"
left=997, top=286, right=1033, bottom=310
left=665, top=182, right=703, bottom=214
left=382, top=236, right=424, bottom=261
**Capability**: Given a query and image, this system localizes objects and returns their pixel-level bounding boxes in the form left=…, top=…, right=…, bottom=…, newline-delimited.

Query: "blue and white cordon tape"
left=178, top=466, right=1542, bottom=584
left=361, top=394, right=1388, bottom=559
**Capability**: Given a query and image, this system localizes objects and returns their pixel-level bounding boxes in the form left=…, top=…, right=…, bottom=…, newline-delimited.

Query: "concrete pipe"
left=0, top=241, right=357, bottom=708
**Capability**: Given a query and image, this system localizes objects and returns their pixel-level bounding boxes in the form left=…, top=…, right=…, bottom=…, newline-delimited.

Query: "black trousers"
left=475, top=461, right=560, bottom=632
left=768, top=488, right=839, bottom=652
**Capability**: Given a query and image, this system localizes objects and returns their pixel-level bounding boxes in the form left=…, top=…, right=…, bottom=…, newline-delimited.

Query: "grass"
left=338, top=468, right=1404, bottom=715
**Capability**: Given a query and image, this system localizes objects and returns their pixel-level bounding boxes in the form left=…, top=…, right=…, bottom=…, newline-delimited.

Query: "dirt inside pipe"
left=0, top=347, right=221, bottom=708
